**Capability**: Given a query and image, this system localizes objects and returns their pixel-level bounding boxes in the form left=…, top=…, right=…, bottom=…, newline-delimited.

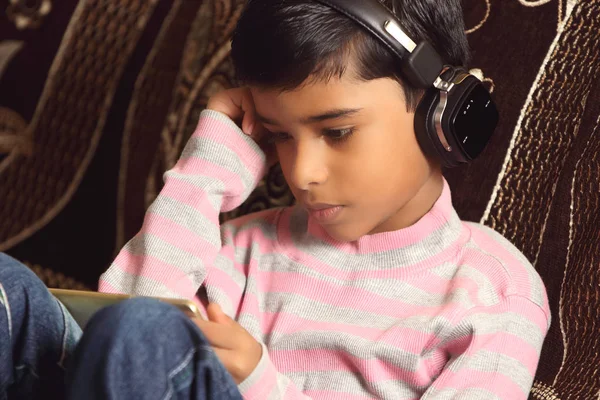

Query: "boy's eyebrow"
left=256, top=108, right=362, bottom=125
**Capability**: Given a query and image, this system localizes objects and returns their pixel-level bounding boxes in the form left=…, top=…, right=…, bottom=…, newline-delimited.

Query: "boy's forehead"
left=250, top=76, right=406, bottom=123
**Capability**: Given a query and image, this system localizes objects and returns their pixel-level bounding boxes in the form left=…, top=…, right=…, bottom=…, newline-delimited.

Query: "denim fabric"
left=66, top=297, right=243, bottom=400
left=0, top=254, right=243, bottom=400
left=0, top=253, right=82, bottom=400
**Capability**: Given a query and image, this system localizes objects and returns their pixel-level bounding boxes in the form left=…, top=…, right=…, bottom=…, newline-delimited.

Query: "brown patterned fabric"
left=446, top=2, right=600, bottom=398
left=25, top=262, right=90, bottom=291
left=1, top=0, right=598, bottom=398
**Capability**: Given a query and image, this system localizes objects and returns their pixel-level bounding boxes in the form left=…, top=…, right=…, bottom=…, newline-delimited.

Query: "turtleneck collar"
left=278, top=179, right=469, bottom=271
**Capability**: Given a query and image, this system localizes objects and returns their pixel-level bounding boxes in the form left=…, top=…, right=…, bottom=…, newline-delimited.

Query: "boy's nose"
left=289, top=140, right=328, bottom=190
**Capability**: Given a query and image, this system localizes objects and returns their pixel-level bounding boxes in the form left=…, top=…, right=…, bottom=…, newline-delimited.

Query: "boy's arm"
left=99, top=108, right=266, bottom=299
left=421, top=296, right=550, bottom=399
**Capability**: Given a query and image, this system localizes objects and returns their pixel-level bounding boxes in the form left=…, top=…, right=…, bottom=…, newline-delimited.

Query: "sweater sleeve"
left=238, top=344, right=312, bottom=400
left=421, top=296, right=550, bottom=399
left=98, top=109, right=267, bottom=300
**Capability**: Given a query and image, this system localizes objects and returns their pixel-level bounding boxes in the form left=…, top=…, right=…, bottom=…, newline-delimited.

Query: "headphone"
left=312, top=0, right=499, bottom=168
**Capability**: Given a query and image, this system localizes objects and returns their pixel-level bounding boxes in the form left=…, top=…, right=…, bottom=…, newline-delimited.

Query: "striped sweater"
left=99, top=110, right=551, bottom=400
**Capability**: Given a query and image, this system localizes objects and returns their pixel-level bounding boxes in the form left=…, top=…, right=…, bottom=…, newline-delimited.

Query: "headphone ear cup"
left=414, top=87, right=448, bottom=165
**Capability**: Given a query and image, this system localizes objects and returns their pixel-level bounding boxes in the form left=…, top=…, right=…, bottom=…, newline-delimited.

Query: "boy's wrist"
left=237, top=342, right=273, bottom=397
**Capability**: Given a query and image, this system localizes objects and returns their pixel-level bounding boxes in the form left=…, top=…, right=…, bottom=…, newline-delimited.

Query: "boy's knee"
left=0, top=253, right=48, bottom=302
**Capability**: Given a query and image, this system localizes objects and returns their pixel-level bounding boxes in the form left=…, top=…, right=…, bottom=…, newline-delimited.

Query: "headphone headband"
left=313, top=0, right=445, bottom=88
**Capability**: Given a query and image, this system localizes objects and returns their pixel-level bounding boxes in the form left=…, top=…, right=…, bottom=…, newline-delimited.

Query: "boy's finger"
left=241, top=110, right=255, bottom=136
left=193, top=318, right=237, bottom=349
left=240, top=89, right=256, bottom=135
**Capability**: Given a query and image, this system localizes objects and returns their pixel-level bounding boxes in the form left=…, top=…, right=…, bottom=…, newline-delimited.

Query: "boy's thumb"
left=206, top=303, right=233, bottom=324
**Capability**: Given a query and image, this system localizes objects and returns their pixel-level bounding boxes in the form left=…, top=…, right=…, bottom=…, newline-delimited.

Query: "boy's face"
left=251, top=72, right=442, bottom=242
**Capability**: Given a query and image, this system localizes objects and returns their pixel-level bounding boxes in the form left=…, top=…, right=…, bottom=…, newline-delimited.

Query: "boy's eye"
left=268, top=131, right=292, bottom=143
left=266, top=128, right=356, bottom=144
left=324, top=127, right=355, bottom=142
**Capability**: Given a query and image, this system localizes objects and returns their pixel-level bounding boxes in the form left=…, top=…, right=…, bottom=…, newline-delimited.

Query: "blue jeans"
left=0, top=253, right=243, bottom=400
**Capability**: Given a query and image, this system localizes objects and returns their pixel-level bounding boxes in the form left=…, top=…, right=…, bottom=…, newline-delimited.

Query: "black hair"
left=230, top=0, right=470, bottom=111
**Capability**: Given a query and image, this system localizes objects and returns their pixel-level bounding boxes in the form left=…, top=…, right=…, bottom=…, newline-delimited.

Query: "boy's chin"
left=321, top=223, right=370, bottom=243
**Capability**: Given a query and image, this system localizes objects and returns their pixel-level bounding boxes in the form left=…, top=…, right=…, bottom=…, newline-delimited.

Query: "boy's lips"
left=305, top=203, right=344, bottom=223
left=305, top=202, right=339, bottom=210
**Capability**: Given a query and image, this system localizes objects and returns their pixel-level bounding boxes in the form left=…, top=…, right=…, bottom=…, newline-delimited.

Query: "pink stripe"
left=282, top=383, right=309, bottom=400
left=160, top=177, right=220, bottom=224
left=111, top=250, right=195, bottom=297
left=204, top=266, right=245, bottom=307
left=270, top=348, right=431, bottom=386
left=508, top=295, right=549, bottom=333
left=455, top=247, right=512, bottom=294
left=262, top=311, right=439, bottom=354
left=308, top=214, right=449, bottom=254
left=432, top=369, right=528, bottom=398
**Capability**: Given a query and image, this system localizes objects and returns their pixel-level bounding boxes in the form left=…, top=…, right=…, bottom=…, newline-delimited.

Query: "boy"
left=100, top=0, right=550, bottom=397
left=0, top=0, right=550, bottom=398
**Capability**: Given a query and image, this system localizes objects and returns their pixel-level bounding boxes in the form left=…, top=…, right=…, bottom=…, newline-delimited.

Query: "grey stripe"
left=100, top=267, right=182, bottom=298
left=284, top=370, right=426, bottom=399
left=288, top=207, right=464, bottom=270
left=259, top=293, right=452, bottom=333
left=265, top=330, right=423, bottom=372
left=446, top=350, right=533, bottom=394
left=237, top=310, right=263, bottom=338
left=204, top=284, right=235, bottom=317
left=180, top=136, right=258, bottom=198
left=148, top=196, right=221, bottom=248
left=431, top=263, right=500, bottom=307
left=163, top=170, right=224, bottom=210
left=422, top=387, right=501, bottom=400
left=222, top=213, right=279, bottom=244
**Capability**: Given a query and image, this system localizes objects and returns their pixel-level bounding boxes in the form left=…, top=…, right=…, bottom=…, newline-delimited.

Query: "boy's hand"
left=207, top=88, right=277, bottom=166
left=192, top=303, right=262, bottom=384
